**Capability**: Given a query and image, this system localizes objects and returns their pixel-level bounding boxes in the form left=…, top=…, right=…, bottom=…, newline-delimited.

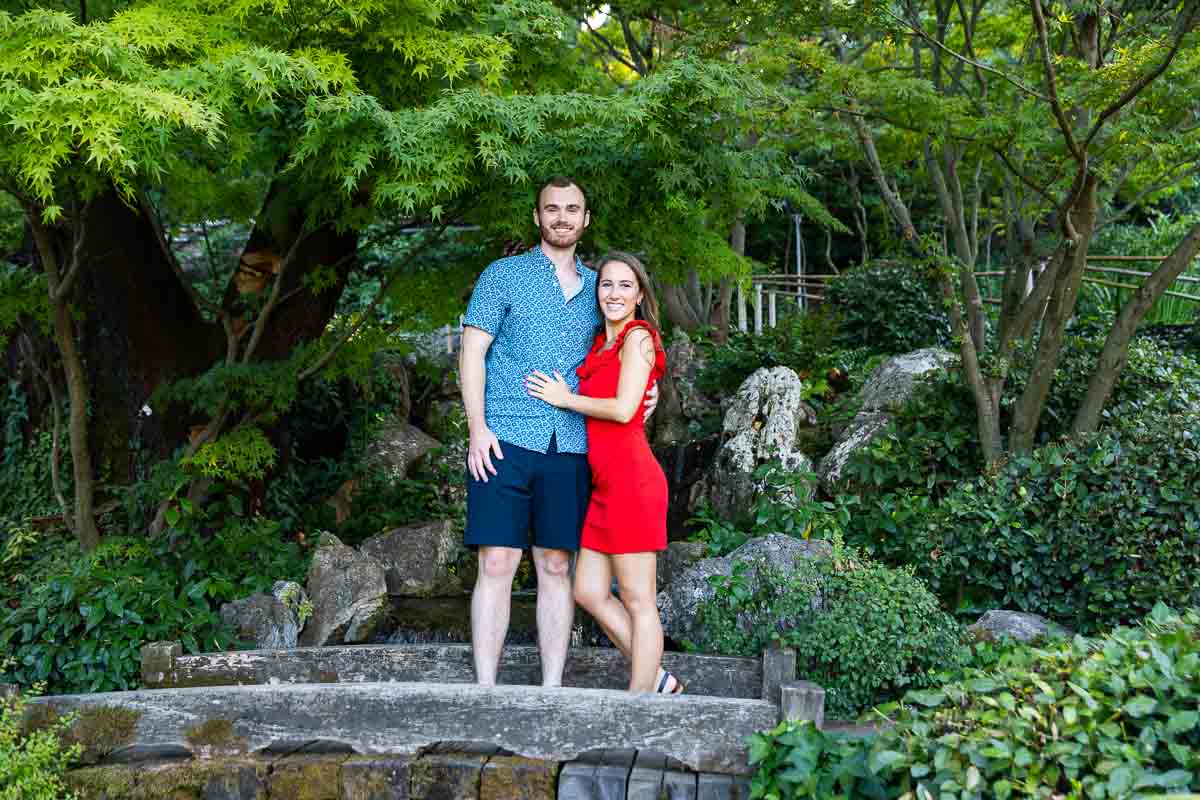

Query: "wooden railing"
left=742, top=256, right=1198, bottom=334
left=974, top=256, right=1200, bottom=306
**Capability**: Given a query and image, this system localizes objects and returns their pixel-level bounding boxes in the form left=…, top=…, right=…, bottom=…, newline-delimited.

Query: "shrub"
left=748, top=605, right=1200, bottom=799
left=916, top=410, right=1200, bottom=632
left=694, top=547, right=964, bottom=718
left=694, top=306, right=850, bottom=399
left=0, top=517, right=310, bottom=694
left=0, top=691, right=80, bottom=800
left=825, top=260, right=950, bottom=354
left=838, top=339, right=1200, bottom=568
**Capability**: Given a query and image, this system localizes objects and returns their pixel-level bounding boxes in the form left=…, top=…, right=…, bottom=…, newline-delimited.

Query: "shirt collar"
left=532, top=245, right=585, bottom=276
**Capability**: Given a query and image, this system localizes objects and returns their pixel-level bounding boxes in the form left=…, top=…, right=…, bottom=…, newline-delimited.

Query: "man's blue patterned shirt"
left=464, top=246, right=598, bottom=454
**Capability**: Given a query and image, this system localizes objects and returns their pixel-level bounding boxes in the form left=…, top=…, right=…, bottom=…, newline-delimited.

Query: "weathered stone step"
left=32, top=682, right=780, bottom=775
left=141, top=642, right=766, bottom=700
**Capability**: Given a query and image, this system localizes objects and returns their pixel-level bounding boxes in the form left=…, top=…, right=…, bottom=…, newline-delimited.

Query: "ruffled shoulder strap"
left=616, top=320, right=666, bottom=380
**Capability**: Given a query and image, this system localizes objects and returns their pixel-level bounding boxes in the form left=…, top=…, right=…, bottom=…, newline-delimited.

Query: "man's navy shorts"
left=465, top=435, right=591, bottom=552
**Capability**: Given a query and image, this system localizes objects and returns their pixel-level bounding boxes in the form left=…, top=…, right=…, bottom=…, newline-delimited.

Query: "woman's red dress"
left=576, top=320, right=668, bottom=554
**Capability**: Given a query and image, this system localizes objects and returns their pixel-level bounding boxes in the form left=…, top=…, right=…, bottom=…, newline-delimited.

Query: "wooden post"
left=445, top=324, right=453, bottom=355
left=768, top=290, right=777, bottom=329
left=737, top=284, right=748, bottom=333
left=761, top=647, right=797, bottom=705
left=779, top=680, right=825, bottom=729
left=754, top=283, right=763, bottom=335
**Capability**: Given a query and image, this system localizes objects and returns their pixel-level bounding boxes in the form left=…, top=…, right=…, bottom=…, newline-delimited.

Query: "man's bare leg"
left=531, top=545, right=574, bottom=687
left=471, top=545, right=522, bottom=685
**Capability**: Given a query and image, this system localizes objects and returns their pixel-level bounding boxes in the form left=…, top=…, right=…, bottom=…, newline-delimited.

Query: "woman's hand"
left=525, top=370, right=572, bottom=408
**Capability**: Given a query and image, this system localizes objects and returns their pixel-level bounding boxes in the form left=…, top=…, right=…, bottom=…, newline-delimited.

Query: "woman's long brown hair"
left=595, top=250, right=661, bottom=333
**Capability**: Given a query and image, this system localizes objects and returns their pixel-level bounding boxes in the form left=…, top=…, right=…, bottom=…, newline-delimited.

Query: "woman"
left=524, top=251, right=682, bottom=694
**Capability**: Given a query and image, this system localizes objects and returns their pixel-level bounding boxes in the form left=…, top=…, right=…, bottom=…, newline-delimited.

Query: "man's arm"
left=460, top=326, right=504, bottom=482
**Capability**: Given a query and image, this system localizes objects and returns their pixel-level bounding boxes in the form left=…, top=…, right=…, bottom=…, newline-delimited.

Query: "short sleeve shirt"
left=463, top=246, right=598, bottom=454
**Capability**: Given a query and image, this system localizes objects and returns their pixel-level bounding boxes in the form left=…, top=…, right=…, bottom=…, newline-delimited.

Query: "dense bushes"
left=0, top=692, right=79, bottom=800
left=825, top=260, right=951, bottom=354
left=839, top=337, right=1200, bottom=572
left=748, top=605, right=1200, bottom=799
left=694, top=547, right=964, bottom=718
left=0, top=519, right=310, bottom=693
left=913, top=411, right=1200, bottom=633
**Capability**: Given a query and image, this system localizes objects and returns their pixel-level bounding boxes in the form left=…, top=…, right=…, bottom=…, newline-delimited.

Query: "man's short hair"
left=537, top=176, right=588, bottom=211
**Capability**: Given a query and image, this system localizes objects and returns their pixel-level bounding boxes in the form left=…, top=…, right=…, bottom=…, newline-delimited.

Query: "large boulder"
left=219, top=593, right=300, bottom=650
left=300, top=533, right=389, bottom=646
left=363, top=416, right=441, bottom=481
left=818, top=348, right=957, bottom=489
left=859, top=348, right=959, bottom=413
left=691, top=367, right=815, bottom=520
left=967, top=610, right=1072, bottom=644
left=657, top=534, right=832, bottom=647
left=359, top=520, right=463, bottom=598
left=655, top=540, right=708, bottom=591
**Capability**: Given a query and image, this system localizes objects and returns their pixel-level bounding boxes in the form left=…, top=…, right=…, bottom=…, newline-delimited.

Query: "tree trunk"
left=222, top=180, right=359, bottom=363
left=28, top=217, right=100, bottom=551
left=1072, top=220, right=1200, bottom=433
left=77, top=191, right=219, bottom=482
left=1009, top=173, right=1099, bottom=453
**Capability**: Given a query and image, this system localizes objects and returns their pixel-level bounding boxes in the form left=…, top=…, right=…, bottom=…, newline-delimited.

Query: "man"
left=459, top=176, right=653, bottom=686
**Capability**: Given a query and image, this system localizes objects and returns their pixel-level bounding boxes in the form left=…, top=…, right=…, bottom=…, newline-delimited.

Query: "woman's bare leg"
left=611, top=552, right=662, bottom=693
left=573, top=548, right=633, bottom=660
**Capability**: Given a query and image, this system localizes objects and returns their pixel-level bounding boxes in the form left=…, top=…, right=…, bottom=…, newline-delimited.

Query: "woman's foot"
left=655, top=667, right=684, bottom=695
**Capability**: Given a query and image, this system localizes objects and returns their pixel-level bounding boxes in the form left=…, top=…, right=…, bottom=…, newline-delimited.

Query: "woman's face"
left=597, top=261, right=643, bottom=325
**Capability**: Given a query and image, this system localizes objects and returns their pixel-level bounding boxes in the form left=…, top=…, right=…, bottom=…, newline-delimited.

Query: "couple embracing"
left=458, top=176, right=682, bottom=695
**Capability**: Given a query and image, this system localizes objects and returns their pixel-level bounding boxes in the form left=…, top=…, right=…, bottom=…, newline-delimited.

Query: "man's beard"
left=540, top=222, right=583, bottom=248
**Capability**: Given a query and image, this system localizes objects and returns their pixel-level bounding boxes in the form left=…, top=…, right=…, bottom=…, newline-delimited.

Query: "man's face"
left=534, top=184, right=590, bottom=249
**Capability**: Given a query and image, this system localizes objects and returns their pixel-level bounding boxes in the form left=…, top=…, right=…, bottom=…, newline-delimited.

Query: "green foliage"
left=0, top=4, right=356, bottom=216
left=0, top=191, right=22, bottom=255
left=748, top=605, right=1200, bottom=800
left=182, top=426, right=276, bottom=481
left=840, top=338, right=1200, bottom=566
left=0, top=691, right=80, bottom=800
left=0, top=517, right=310, bottom=693
left=688, top=462, right=855, bottom=557
left=917, top=410, right=1200, bottom=632
left=0, top=384, right=59, bottom=531
left=694, top=547, right=964, bottom=718
left=694, top=307, right=846, bottom=397
left=826, top=260, right=951, bottom=355
left=0, top=261, right=48, bottom=350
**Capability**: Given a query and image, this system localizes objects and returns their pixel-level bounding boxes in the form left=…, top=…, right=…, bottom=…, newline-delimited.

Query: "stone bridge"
left=24, top=643, right=845, bottom=799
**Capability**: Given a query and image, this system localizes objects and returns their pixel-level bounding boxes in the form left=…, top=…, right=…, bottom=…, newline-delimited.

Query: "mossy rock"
left=185, top=718, right=248, bottom=757
left=23, top=703, right=140, bottom=765
left=267, top=755, right=344, bottom=800
left=67, top=759, right=267, bottom=800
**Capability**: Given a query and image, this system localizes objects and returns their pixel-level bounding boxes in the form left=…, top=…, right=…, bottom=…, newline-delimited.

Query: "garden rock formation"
left=218, top=592, right=300, bottom=650
left=360, top=520, right=463, bottom=597
left=363, top=416, right=441, bottom=480
left=657, top=534, right=832, bottom=647
left=967, top=610, right=1073, bottom=643
left=299, top=533, right=388, bottom=646
left=818, top=348, right=957, bottom=489
left=690, top=367, right=816, bottom=521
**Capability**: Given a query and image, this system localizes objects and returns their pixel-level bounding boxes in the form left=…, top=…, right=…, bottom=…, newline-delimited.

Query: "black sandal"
left=655, top=668, right=684, bottom=695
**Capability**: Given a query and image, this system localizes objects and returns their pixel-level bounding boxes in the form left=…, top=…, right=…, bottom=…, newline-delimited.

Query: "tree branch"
left=1030, top=0, right=1083, bottom=161
left=580, top=19, right=640, bottom=74
left=298, top=218, right=455, bottom=382
left=881, top=4, right=1048, bottom=101
left=1080, top=1, right=1200, bottom=151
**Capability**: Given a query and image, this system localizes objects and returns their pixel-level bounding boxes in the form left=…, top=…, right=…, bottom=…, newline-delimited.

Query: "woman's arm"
left=526, top=329, right=656, bottom=423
